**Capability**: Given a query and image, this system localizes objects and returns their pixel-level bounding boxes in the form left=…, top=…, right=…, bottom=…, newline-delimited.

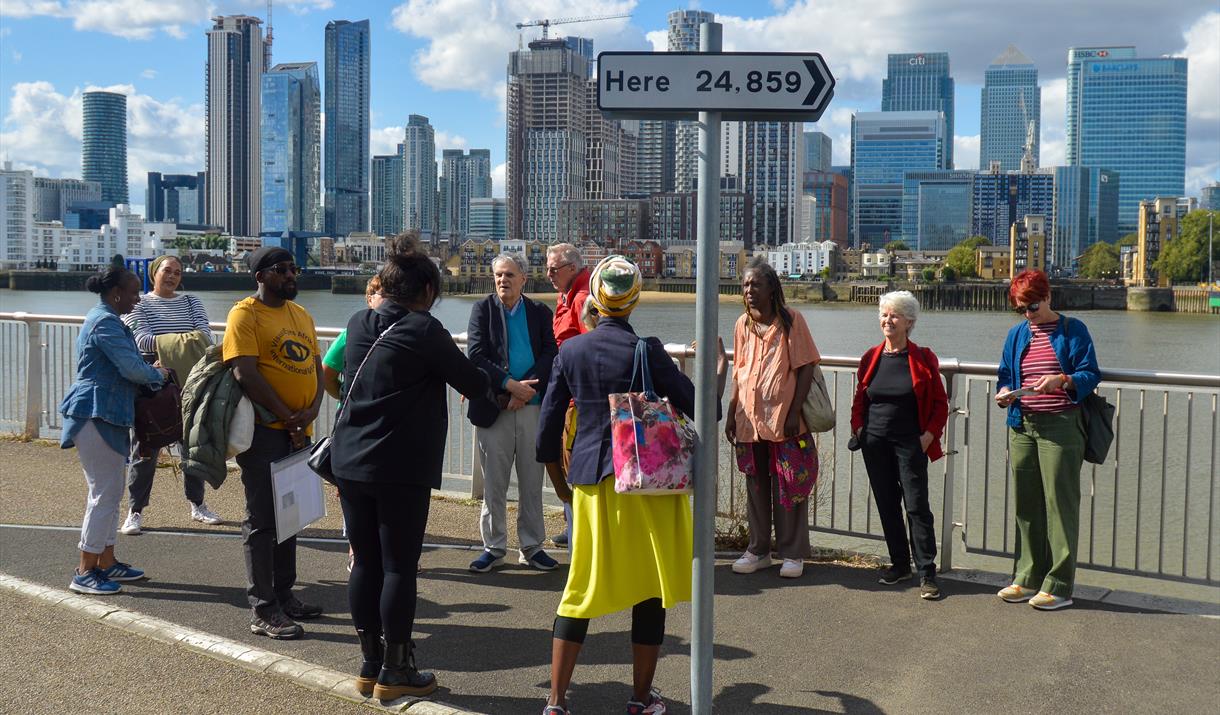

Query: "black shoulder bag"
left=1065, top=316, right=1115, bottom=465
left=308, top=316, right=408, bottom=484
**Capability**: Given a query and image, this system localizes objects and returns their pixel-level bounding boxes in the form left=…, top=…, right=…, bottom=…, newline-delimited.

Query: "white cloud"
left=435, top=131, right=468, bottom=150
left=0, top=81, right=203, bottom=206
left=0, top=0, right=332, bottom=40
left=140, top=68, right=156, bottom=79
left=492, top=162, right=506, bottom=198
left=11, top=50, right=21, bottom=62
left=391, top=0, right=643, bottom=100
left=954, top=135, right=980, bottom=170
left=1039, top=78, right=1066, bottom=167
left=370, top=126, right=472, bottom=158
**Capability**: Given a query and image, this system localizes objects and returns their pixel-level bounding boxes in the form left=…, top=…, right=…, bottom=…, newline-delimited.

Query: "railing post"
left=939, top=367, right=959, bottom=573
left=23, top=315, right=43, bottom=439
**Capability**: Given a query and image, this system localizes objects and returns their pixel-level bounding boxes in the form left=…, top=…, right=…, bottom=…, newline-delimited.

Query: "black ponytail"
left=86, top=266, right=134, bottom=295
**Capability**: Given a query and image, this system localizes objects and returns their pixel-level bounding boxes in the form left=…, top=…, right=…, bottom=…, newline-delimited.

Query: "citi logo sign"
left=908, top=54, right=926, bottom=65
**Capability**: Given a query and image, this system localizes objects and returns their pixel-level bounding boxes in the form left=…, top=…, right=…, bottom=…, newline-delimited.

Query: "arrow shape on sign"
left=803, top=57, right=834, bottom=108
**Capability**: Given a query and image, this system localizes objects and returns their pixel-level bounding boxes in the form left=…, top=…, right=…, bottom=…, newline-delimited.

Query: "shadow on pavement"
left=715, top=683, right=886, bottom=714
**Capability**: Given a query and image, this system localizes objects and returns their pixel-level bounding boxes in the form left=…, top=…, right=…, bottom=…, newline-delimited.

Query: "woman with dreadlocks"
left=725, top=256, right=821, bottom=580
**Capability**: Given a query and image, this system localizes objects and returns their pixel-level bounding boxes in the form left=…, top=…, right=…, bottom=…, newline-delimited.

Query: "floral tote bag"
left=609, top=339, right=697, bottom=494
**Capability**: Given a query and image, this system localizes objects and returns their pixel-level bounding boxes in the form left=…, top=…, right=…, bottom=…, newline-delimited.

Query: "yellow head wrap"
left=587, top=254, right=642, bottom=318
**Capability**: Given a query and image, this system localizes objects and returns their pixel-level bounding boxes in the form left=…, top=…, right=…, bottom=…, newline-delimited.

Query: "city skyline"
left=0, top=2, right=1213, bottom=218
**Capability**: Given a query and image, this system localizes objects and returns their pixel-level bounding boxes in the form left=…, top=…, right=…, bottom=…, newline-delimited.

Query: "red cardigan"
left=850, top=340, right=950, bottom=462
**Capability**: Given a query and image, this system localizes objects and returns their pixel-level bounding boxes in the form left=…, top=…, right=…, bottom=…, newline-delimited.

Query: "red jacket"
left=552, top=267, right=591, bottom=347
left=850, top=340, right=950, bottom=462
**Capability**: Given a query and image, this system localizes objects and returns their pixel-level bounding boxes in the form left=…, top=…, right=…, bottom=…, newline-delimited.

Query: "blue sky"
left=1, top=1, right=1216, bottom=215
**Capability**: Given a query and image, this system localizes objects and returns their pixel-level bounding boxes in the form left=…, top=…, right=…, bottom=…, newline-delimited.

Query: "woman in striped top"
left=994, top=270, right=1100, bottom=611
left=119, top=255, right=220, bottom=534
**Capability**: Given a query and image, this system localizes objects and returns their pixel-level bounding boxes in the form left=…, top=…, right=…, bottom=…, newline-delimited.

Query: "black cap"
left=247, top=246, right=293, bottom=275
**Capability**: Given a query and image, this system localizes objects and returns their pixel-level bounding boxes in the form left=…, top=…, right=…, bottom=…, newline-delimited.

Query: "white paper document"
left=271, top=448, right=326, bottom=544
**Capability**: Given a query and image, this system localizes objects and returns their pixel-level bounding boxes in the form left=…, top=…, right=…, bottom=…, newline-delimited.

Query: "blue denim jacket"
left=59, top=302, right=165, bottom=433
left=996, top=314, right=1101, bottom=429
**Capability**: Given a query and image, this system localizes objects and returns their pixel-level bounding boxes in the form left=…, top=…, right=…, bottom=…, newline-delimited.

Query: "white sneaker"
left=190, top=502, right=223, bottom=525
left=779, top=559, right=804, bottom=578
left=731, top=551, right=772, bottom=574
left=119, top=510, right=142, bottom=535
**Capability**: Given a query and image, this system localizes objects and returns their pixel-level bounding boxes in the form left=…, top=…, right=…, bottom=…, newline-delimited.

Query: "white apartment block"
left=1, top=163, right=35, bottom=268
left=767, top=240, right=838, bottom=277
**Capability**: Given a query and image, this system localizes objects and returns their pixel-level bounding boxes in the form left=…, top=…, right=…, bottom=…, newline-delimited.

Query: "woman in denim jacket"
left=994, top=270, right=1100, bottom=611
left=60, top=266, right=168, bottom=595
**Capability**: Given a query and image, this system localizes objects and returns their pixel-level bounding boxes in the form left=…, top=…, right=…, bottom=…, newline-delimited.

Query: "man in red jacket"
left=546, top=243, right=590, bottom=547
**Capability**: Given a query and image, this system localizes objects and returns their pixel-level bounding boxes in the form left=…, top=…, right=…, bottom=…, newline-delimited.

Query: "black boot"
left=373, top=639, right=438, bottom=701
left=354, top=629, right=383, bottom=697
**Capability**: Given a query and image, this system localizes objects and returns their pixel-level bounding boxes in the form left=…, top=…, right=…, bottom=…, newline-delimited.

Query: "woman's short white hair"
left=879, top=290, right=920, bottom=326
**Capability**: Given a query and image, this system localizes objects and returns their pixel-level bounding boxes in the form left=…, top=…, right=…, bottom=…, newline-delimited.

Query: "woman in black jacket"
left=330, top=238, right=490, bottom=701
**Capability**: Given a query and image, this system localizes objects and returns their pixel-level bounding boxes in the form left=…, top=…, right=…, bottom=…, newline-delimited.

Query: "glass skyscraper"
left=1068, top=50, right=1187, bottom=236
left=371, top=151, right=404, bottom=237
left=803, top=131, right=832, bottom=173
left=206, top=15, right=264, bottom=236
left=901, top=170, right=974, bottom=250
left=851, top=111, right=947, bottom=247
left=979, top=45, right=1039, bottom=173
left=261, top=62, right=321, bottom=234
left=403, top=114, right=437, bottom=234
left=324, top=19, right=370, bottom=237
left=972, top=169, right=1055, bottom=246
left=82, top=91, right=127, bottom=205
left=1053, top=166, right=1119, bottom=273
left=439, top=149, right=492, bottom=236
left=1065, top=47, right=1135, bottom=166
left=882, top=53, right=955, bottom=168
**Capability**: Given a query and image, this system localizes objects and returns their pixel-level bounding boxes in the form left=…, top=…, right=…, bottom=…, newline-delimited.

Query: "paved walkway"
left=2, top=440, right=1219, bottom=714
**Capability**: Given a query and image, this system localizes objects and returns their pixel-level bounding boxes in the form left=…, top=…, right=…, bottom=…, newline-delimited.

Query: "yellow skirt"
left=557, top=477, right=693, bottom=620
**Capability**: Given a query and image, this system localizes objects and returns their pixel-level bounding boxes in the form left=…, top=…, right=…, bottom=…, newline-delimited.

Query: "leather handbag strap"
left=331, top=314, right=410, bottom=431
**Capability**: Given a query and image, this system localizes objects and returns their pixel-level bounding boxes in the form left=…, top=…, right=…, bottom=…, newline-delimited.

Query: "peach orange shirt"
left=732, top=308, right=820, bottom=443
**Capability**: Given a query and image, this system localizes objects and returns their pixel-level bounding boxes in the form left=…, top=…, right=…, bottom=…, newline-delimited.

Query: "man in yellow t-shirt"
left=222, top=246, right=324, bottom=641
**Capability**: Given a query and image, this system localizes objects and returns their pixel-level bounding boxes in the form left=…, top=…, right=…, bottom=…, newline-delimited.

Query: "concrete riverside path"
left=1, top=438, right=1218, bottom=714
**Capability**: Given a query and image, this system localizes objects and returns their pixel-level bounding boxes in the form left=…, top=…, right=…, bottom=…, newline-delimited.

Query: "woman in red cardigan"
left=850, top=290, right=949, bottom=600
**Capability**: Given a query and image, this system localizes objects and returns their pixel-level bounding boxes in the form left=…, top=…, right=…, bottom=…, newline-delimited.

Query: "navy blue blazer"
left=536, top=317, right=699, bottom=486
left=466, top=293, right=557, bottom=428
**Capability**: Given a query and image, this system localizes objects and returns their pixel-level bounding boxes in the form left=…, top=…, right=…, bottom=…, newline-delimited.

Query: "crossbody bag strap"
left=332, top=315, right=410, bottom=431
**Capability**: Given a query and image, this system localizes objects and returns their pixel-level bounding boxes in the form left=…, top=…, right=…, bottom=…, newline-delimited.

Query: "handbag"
left=307, top=315, right=409, bottom=485
left=1081, top=391, right=1115, bottom=465
left=134, top=368, right=182, bottom=455
left=800, top=364, right=836, bottom=433
left=609, top=338, right=697, bottom=495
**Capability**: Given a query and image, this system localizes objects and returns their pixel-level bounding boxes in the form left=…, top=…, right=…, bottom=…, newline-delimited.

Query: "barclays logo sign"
left=1092, top=63, right=1139, bottom=73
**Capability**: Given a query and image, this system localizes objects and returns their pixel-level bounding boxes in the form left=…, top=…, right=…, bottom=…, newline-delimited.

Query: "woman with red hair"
left=994, top=270, right=1100, bottom=610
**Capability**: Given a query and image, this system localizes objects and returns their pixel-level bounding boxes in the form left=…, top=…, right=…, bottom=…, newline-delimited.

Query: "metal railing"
left=2, top=311, right=1218, bottom=587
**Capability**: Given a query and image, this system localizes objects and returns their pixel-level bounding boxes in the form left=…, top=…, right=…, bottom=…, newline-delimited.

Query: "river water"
left=2, top=288, right=1217, bottom=374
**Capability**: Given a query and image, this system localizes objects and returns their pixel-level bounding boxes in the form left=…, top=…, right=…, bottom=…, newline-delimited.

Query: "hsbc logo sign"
left=1076, top=49, right=1111, bottom=59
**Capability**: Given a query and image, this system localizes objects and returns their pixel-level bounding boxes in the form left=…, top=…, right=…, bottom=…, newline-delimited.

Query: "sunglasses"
left=268, top=262, right=299, bottom=275
left=546, top=262, right=572, bottom=276
left=1015, top=302, right=1041, bottom=314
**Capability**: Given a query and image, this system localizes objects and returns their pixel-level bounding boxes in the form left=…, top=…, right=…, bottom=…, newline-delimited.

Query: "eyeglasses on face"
left=1015, top=302, right=1041, bottom=314
left=268, top=262, right=299, bottom=275
left=546, top=262, right=572, bottom=276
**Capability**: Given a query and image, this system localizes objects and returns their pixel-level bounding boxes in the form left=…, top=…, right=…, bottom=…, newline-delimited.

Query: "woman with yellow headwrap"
left=536, top=255, right=724, bottom=715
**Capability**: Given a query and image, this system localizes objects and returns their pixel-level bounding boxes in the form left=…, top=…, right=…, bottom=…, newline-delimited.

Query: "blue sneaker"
left=100, top=561, right=145, bottom=582
left=468, top=550, right=504, bottom=573
left=70, top=568, right=122, bottom=595
left=519, top=550, right=559, bottom=571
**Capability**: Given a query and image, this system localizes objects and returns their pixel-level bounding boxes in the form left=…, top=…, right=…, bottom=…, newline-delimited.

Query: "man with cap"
left=222, top=246, right=324, bottom=640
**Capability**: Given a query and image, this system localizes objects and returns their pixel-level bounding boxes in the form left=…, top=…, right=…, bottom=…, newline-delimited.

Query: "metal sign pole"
left=691, top=20, right=722, bottom=715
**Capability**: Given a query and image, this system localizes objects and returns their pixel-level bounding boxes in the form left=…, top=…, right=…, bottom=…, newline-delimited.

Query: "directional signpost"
left=597, top=29, right=835, bottom=715
left=598, top=50, right=835, bottom=121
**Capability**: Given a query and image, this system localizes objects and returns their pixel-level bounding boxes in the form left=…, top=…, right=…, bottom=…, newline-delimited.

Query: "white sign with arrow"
left=597, top=51, right=835, bottom=121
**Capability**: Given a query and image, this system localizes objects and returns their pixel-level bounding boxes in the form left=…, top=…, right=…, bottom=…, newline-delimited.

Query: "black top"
left=536, top=317, right=703, bottom=486
left=865, top=350, right=920, bottom=438
left=465, top=294, right=557, bottom=429
left=330, top=302, right=490, bottom=487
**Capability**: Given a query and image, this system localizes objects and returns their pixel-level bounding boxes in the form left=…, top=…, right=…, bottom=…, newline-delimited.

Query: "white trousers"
left=476, top=404, right=545, bottom=559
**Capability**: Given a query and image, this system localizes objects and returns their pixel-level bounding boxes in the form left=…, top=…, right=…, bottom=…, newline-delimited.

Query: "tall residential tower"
left=402, top=114, right=437, bottom=234
left=670, top=9, right=715, bottom=192
left=439, top=149, right=492, bottom=236
left=261, top=62, right=321, bottom=233
left=206, top=15, right=264, bottom=235
left=82, top=90, right=127, bottom=205
left=324, top=19, right=371, bottom=237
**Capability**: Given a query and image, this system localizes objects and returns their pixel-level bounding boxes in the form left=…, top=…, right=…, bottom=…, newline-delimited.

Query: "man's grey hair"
left=879, top=290, right=920, bottom=331
left=546, top=243, right=583, bottom=268
left=492, top=251, right=528, bottom=276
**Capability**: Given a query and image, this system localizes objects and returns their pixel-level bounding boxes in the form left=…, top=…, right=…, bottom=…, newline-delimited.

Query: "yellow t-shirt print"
left=222, top=296, right=319, bottom=430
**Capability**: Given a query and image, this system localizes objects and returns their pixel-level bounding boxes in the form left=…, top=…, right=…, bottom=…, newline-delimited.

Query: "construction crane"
left=263, top=0, right=273, bottom=71
left=515, top=13, right=631, bottom=48
left=1018, top=88, right=1037, bottom=174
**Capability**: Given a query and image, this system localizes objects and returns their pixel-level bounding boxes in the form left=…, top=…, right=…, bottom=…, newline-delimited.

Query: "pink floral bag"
left=609, top=339, right=697, bottom=494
